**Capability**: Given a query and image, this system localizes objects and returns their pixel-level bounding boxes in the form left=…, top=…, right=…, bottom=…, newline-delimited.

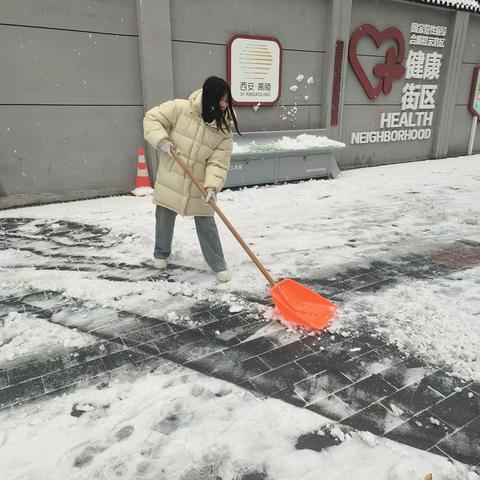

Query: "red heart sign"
left=348, top=24, right=406, bottom=100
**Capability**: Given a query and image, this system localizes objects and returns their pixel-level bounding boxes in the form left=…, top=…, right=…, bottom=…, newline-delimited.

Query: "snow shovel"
left=171, top=148, right=337, bottom=330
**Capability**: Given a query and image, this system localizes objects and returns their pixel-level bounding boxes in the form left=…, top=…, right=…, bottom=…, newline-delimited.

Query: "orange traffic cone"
left=131, top=147, right=153, bottom=196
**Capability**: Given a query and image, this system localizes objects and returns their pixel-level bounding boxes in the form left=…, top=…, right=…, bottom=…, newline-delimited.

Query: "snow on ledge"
left=406, top=0, right=480, bottom=12
left=233, top=134, right=345, bottom=154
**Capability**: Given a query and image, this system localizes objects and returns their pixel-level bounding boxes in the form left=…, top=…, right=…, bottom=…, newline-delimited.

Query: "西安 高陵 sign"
left=227, top=34, right=282, bottom=106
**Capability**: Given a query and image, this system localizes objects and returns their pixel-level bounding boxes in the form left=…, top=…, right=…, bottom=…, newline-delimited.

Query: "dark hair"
left=201, top=76, right=241, bottom=135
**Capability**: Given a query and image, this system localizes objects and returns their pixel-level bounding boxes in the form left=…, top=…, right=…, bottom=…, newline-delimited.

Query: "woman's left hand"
left=204, top=189, right=216, bottom=204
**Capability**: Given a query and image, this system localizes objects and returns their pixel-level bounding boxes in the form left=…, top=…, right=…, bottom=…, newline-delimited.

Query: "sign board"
left=227, top=34, right=282, bottom=106
left=348, top=22, right=447, bottom=145
left=468, top=65, right=480, bottom=119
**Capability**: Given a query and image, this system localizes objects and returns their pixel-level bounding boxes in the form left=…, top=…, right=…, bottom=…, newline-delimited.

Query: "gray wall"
left=448, top=14, right=480, bottom=155
left=0, top=0, right=143, bottom=208
left=1, top=0, right=479, bottom=208
left=169, top=0, right=329, bottom=132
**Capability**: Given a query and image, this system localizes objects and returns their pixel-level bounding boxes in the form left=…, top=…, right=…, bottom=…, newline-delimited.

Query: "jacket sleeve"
left=204, top=136, right=233, bottom=192
left=143, top=100, right=177, bottom=149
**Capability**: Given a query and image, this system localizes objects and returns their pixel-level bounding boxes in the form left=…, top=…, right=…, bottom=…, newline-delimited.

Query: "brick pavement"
left=1, top=217, right=480, bottom=467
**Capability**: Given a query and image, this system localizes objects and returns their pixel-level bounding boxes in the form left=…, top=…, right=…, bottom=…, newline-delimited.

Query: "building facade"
left=1, top=0, right=479, bottom=208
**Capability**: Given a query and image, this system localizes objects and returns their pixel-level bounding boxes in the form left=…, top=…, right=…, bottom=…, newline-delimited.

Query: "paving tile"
left=153, top=328, right=206, bottom=354
left=69, top=340, right=126, bottom=366
left=228, top=336, right=277, bottom=359
left=190, top=352, right=268, bottom=386
left=43, top=358, right=106, bottom=392
left=240, top=356, right=271, bottom=377
left=0, top=371, right=8, bottom=390
left=300, top=332, right=350, bottom=351
left=353, top=278, right=399, bottom=294
left=422, top=370, right=472, bottom=397
left=334, top=265, right=373, bottom=278
left=380, top=380, right=444, bottom=416
left=201, top=315, right=245, bottom=338
left=337, top=350, right=393, bottom=383
left=0, top=378, right=45, bottom=409
left=296, top=349, right=351, bottom=376
left=121, top=323, right=176, bottom=346
left=339, top=334, right=387, bottom=356
left=295, top=368, right=353, bottom=404
left=249, top=362, right=310, bottom=396
left=307, top=393, right=356, bottom=421
left=336, top=374, right=397, bottom=412
left=371, top=260, right=402, bottom=273
left=427, top=446, right=453, bottom=460
left=430, top=390, right=480, bottom=428
left=216, top=321, right=268, bottom=344
left=258, top=341, right=313, bottom=369
left=8, top=354, right=71, bottom=385
left=384, top=409, right=455, bottom=450
left=470, top=383, right=480, bottom=395
left=271, top=386, right=306, bottom=408
left=334, top=272, right=393, bottom=292
left=163, top=337, right=226, bottom=364
left=342, top=402, right=405, bottom=435
left=436, top=415, right=480, bottom=465
left=430, top=251, right=480, bottom=269
left=208, top=304, right=242, bottom=320
left=101, top=348, right=153, bottom=372
left=200, top=316, right=266, bottom=345
left=377, top=359, right=434, bottom=390
left=375, top=344, right=409, bottom=365
left=397, top=254, right=427, bottom=264
left=417, top=261, right=454, bottom=276
left=185, top=351, right=225, bottom=376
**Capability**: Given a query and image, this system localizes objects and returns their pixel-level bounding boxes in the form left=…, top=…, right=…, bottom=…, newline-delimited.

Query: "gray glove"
left=160, top=141, right=174, bottom=157
left=204, top=189, right=216, bottom=204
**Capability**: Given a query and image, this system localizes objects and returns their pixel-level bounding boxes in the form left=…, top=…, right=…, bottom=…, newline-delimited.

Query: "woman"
left=143, top=76, right=241, bottom=282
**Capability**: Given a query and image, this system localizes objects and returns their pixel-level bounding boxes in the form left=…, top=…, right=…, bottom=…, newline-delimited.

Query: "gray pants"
left=154, top=205, right=227, bottom=273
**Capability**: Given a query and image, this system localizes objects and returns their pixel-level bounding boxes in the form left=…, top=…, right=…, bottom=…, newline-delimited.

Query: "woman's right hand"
left=160, top=141, right=175, bottom=157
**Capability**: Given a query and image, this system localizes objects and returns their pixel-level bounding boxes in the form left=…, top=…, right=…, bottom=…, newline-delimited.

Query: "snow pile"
left=0, top=363, right=472, bottom=480
left=0, top=311, right=95, bottom=364
left=130, top=186, right=153, bottom=197
left=273, top=133, right=346, bottom=150
left=340, top=267, right=480, bottom=381
left=233, top=133, right=345, bottom=154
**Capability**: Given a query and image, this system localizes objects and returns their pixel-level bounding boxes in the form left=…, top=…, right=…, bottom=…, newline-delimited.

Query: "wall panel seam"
left=171, top=39, right=325, bottom=53
left=0, top=23, right=138, bottom=37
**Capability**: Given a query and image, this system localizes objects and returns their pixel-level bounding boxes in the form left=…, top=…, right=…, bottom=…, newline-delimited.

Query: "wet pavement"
left=1, top=217, right=480, bottom=467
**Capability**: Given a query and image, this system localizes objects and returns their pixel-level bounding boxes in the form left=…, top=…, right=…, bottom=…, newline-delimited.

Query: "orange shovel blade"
left=270, top=278, right=337, bottom=331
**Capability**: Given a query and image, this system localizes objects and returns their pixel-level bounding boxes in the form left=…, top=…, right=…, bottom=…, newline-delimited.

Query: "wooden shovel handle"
left=170, top=148, right=276, bottom=287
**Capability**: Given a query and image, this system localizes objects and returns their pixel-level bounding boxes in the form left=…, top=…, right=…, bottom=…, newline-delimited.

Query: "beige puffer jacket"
left=143, top=89, right=233, bottom=216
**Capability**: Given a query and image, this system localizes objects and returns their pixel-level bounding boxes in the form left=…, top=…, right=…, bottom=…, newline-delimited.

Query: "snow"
left=273, top=133, right=345, bottom=149
left=1, top=154, right=480, bottom=477
left=0, top=361, right=473, bottom=480
left=338, top=267, right=480, bottom=381
left=233, top=133, right=345, bottom=154
left=130, top=186, right=153, bottom=197
left=289, top=85, right=298, bottom=92
left=411, top=0, right=480, bottom=11
left=0, top=310, right=95, bottom=365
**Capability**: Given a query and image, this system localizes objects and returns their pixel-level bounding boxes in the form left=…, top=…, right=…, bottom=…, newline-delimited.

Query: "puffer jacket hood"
left=189, top=88, right=235, bottom=132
